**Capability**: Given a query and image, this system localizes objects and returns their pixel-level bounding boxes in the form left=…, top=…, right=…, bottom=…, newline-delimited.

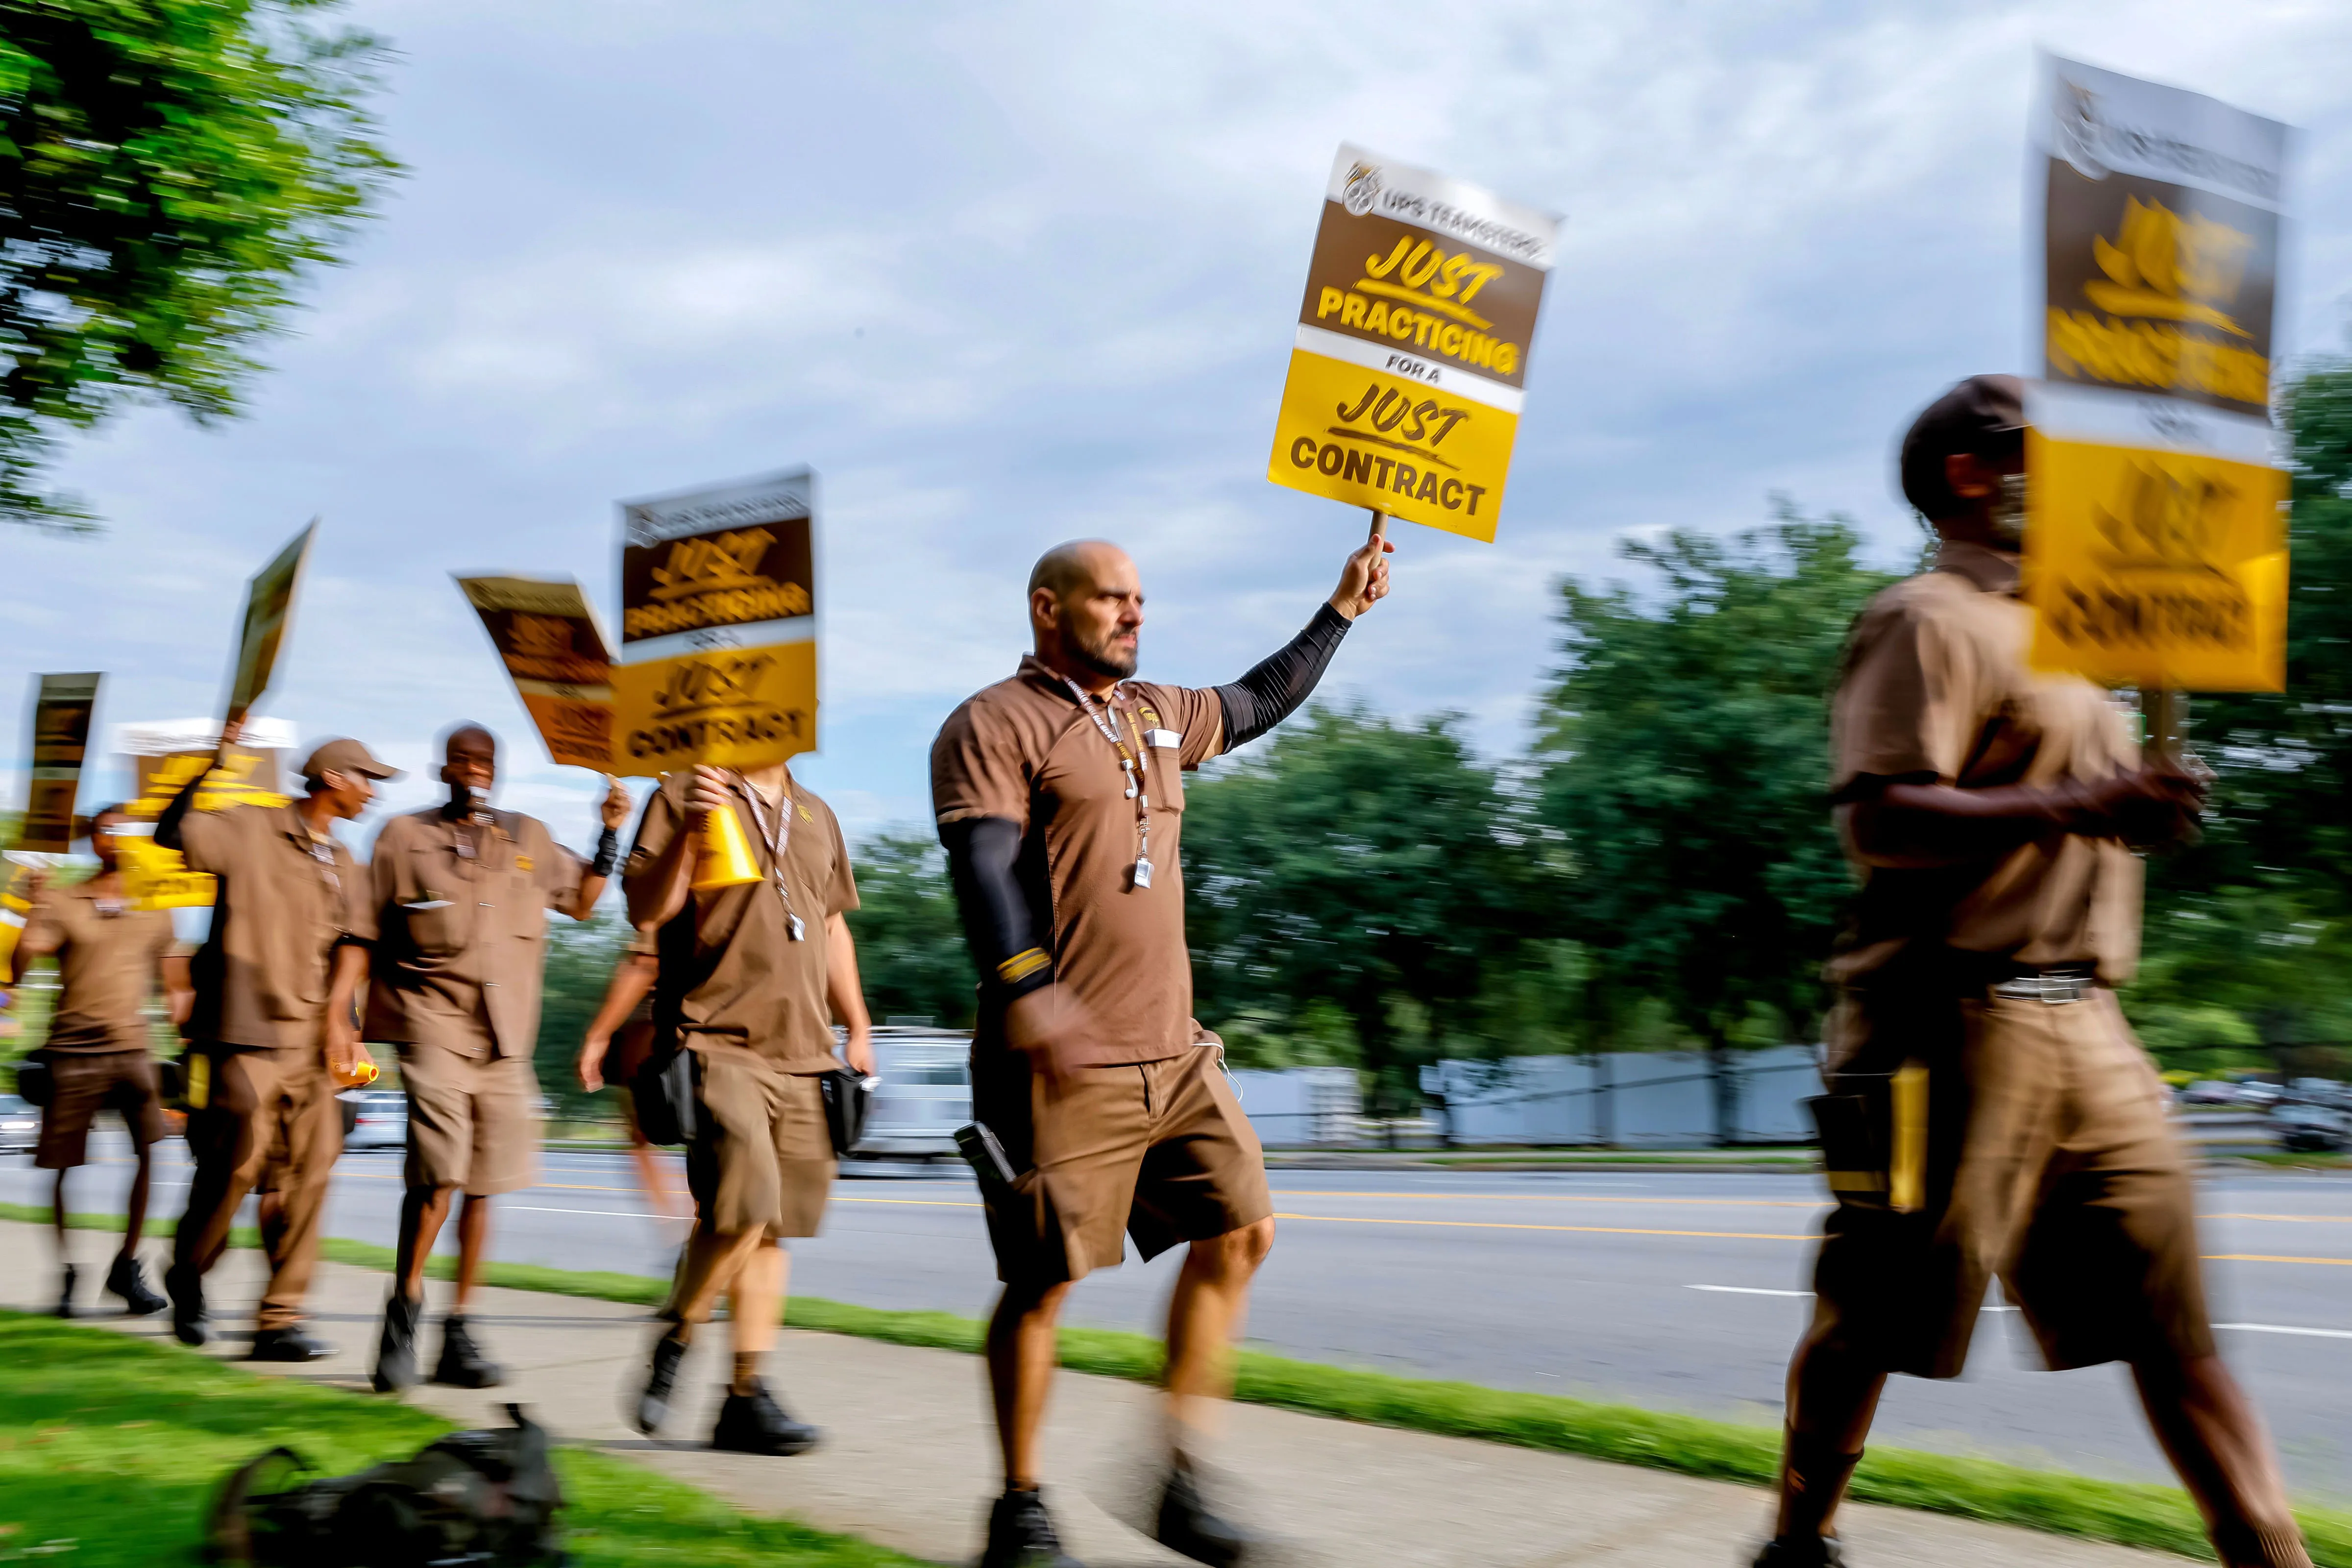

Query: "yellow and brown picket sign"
left=19, top=672, right=99, bottom=854
left=1268, top=145, right=1558, bottom=542
left=611, top=467, right=819, bottom=776
left=454, top=575, right=615, bottom=770
left=2025, top=55, right=2289, bottom=693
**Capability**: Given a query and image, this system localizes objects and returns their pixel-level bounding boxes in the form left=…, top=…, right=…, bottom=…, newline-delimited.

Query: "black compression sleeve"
left=1213, top=602, right=1352, bottom=752
left=940, top=816, right=1054, bottom=1000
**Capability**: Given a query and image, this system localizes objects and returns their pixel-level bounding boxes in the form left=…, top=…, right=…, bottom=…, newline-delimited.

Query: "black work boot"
left=105, top=1256, right=167, bottom=1316
left=373, top=1291, right=422, bottom=1393
left=249, top=1324, right=337, bottom=1362
left=980, top=1487, right=1083, bottom=1568
left=54, top=1263, right=76, bottom=1319
left=1753, top=1537, right=1847, bottom=1567
left=431, top=1314, right=504, bottom=1389
left=1155, top=1458, right=1255, bottom=1567
left=634, top=1328, right=688, bottom=1436
left=165, top=1264, right=208, bottom=1347
left=710, top=1377, right=820, bottom=1456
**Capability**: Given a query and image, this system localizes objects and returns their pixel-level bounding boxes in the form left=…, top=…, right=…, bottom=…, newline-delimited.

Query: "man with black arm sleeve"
left=932, top=524, right=1390, bottom=1568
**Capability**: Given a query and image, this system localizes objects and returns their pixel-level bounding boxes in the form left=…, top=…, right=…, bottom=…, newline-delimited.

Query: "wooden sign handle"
left=1369, top=508, right=1388, bottom=540
left=2142, top=687, right=2183, bottom=767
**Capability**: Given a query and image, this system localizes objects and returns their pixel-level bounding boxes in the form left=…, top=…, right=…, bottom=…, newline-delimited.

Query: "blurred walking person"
left=1755, top=376, right=2309, bottom=1568
left=619, top=756, right=872, bottom=1455
left=156, top=734, right=393, bottom=1360
left=574, top=926, right=688, bottom=1227
left=367, top=724, right=631, bottom=1393
left=933, top=528, right=1389, bottom=1568
left=11, top=808, right=191, bottom=1317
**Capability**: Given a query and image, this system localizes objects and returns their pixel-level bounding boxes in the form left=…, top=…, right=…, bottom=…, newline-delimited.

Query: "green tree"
left=845, top=831, right=977, bottom=1028
left=1533, top=505, right=1893, bottom=1141
left=1183, top=706, right=1563, bottom=1108
left=530, top=912, right=629, bottom=1111
left=1, top=0, right=398, bottom=527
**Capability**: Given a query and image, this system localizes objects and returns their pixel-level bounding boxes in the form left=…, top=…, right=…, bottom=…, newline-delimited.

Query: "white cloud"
left=7, top=0, right=2350, bottom=837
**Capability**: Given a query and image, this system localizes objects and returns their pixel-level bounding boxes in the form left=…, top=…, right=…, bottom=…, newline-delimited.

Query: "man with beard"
left=367, top=724, right=631, bottom=1393
left=1752, top=376, right=2309, bottom=1568
left=157, top=733, right=391, bottom=1359
left=933, top=526, right=1390, bottom=1568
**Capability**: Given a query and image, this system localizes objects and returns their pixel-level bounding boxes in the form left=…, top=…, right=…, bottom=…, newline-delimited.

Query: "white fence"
left=1229, top=1067, right=1363, bottom=1147
left=1421, top=1048, right=1824, bottom=1147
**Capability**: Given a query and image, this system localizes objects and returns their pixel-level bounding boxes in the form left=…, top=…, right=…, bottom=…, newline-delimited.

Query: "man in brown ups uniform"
left=621, top=756, right=872, bottom=1457
left=156, top=734, right=391, bottom=1359
left=13, top=806, right=191, bottom=1318
left=934, top=529, right=1388, bottom=1568
left=366, top=724, right=631, bottom=1394
left=1754, top=376, right=2309, bottom=1568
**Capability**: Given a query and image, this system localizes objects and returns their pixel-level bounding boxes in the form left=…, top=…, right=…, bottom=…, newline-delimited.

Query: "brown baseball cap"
left=1899, top=373, right=2026, bottom=520
left=300, top=737, right=402, bottom=783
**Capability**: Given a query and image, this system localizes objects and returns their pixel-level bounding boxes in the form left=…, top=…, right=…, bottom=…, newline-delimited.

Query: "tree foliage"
left=843, top=831, right=978, bottom=1028
left=1183, top=706, right=1564, bottom=1106
left=0, top=0, right=398, bottom=527
left=1533, top=507, right=1894, bottom=1059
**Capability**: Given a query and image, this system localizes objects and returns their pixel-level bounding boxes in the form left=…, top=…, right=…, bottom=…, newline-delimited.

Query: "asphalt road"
left=11, top=1138, right=2351, bottom=1500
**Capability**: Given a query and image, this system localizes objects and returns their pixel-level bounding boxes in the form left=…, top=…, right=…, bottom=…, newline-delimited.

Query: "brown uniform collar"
left=1932, top=539, right=2022, bottom=597
left=1017, top=653, right=1134, bottom=708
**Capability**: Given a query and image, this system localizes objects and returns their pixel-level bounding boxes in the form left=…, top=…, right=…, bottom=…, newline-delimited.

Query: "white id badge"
left=1146, top=728, right=1181, bottom=749
left=1133, top=858, right=1154, bottom=889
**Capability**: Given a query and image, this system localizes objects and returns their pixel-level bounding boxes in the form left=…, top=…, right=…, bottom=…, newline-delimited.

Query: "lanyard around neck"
left=1061, top=677, right=1157, bottom=889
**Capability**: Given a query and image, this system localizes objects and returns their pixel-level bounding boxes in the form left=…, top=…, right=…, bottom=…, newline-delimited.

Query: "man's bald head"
left=1029, top=539, right=1130, bottom=599
left=1027, top=540, right=1144, bottom=685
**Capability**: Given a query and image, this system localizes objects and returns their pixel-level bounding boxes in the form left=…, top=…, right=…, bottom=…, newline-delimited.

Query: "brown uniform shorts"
left=36, top=1051, right=165, bottom=1168
left=686, top=1044, right=834, bottom=1241
left=398, top=1039, right=542, bottom=1197
left=1807, top=982, right=2212, bottom=1379
left=972, top=1041, right=1272, bottom=1285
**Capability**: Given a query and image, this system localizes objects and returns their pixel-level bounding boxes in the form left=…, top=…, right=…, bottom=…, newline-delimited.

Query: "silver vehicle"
left=0, top=1093, right=37, bottom=1155
left=2273, top=1101, right=2352, bottom=1153
left=341, top=1089, right=410, bottom=1152
left=852, top=1025, right=973, bottom=1160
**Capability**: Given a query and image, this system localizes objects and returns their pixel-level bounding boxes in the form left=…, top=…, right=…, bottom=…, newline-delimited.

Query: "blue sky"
left=6, top=0, right=2350, bottom=853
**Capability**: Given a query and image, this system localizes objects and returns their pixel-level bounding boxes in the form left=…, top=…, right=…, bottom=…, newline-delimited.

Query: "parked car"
left=341, top=1089, right=410, bottom=1152
left=850, top=1025, right=973, bottom=1160
left=2236, top=1080, right=2284, bottom=1108
left=2179, top=1080, right=2242, bottom=1106
left=0, top=1092, right=37, bottom=1155
left=2274, top=1101, right=2352, bottom=1153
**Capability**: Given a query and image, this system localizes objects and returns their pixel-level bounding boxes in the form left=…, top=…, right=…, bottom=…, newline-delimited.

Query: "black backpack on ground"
left=206, top=1404, right=565, bottom=1567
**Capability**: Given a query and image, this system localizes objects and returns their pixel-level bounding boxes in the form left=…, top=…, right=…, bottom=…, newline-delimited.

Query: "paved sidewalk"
left=6, top=1220, right=2192, bottom=1568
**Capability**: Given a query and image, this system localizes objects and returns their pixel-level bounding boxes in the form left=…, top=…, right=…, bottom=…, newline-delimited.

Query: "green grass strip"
left=13, top=1202, right=2352, bottom=1562
left=0, top=1309, right=922, bottom=1568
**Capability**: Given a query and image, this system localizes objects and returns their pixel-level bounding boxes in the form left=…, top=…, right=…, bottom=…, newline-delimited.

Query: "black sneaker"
left=634, top=1329, right=687, bottom=1435
left=431, top=1314, right=505, bottom=1389
left=980, top=1488, right=1083, bottom=1568
left=105, top=1256, right=167, bottom=1317
left=54, top=1263, right=76, bottom=1319
left=249, top=1325, right=337, bottom=1363
left=1753, top=1537, right=1847, bottom=1567
left=165, top=1264, right=208, bottom=1347
left=710, top=1377, right=820, bottom=1456
left=373, top=1291, right=421, bottom=1393
left=1155, top=1460, right=1254, bottom=1567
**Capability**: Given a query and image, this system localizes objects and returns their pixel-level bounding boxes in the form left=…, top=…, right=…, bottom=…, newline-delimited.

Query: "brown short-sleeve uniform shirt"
left=21, top=887, right=173, bottom=1054
left=1830, top=541, right=2142, bottom=986
left=365, top=807, right=587, bottom=1059
left=931, top=656, right=1225, bottom=1066
left=622, top=770, right=858, bottom=1074
left=175, top=802, right=376, bottom=1051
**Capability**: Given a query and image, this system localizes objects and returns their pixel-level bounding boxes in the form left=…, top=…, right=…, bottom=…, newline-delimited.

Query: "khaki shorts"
left=972, top=1042, right=1272, bottom=1285
left=37, top=1051, right=165, bottom=1168
left=398, top=1039, right=542, bottom=1197
left=1807, top=982, right=2212, bottom=1378
left=686, top=1044, right=834, bottom=1240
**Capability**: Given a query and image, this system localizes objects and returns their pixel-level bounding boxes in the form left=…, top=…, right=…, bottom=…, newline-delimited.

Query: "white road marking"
left=505, top=1204, right=665, bottom=1220
left=2217, top=1322, right=2352, bottom=1341
left=1689, top=1285, right=1810, bottom=1297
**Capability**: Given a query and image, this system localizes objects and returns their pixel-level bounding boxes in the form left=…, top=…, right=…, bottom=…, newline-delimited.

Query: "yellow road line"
left=1270, top=1212, right=1809, bottom=1242
left=1272, top=1190, right=1825, bottom=1208
left=2204, top=1253, right=2352, bottom=1267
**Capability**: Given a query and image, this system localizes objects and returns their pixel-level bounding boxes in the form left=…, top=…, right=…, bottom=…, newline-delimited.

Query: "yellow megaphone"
left=692, top=803, right=764, bottom=891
